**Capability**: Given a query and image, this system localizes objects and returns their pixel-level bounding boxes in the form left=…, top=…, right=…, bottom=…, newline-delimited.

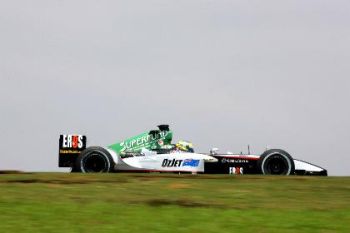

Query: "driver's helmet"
left=176, top=140, right=194, bottom=152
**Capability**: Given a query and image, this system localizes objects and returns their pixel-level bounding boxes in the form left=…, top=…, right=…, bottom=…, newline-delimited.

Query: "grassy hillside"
left=0, top=173, right=349, bottom=233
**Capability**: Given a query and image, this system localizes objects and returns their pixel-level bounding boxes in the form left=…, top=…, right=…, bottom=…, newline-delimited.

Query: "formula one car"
left=58, top=125, right=327, bottom=176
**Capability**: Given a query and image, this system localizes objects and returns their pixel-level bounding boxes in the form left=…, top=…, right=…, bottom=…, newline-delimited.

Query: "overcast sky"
left=1, top=0, right=349, bottom=175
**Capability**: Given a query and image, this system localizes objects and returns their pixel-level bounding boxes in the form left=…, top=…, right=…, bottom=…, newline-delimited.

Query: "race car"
left=58, top=125, right=327, bottom=176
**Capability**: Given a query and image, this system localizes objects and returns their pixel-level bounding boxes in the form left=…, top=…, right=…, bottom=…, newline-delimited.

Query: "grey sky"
left=1, top=1, right=349, bottom=175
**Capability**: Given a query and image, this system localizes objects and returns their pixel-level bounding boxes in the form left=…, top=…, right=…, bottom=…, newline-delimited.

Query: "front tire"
left=258, top=149, right=295, bottom=175
left=75, top=147, right=114, bottom=173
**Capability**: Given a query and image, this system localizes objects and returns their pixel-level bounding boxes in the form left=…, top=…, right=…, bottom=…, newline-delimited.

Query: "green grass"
left=0, top=173, right=349, bottom=233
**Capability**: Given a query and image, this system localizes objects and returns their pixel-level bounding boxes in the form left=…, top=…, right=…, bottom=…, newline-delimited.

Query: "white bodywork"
left=294, top=159, right=325, bottom=173
left=107, top=148, right=217, bottom=172
left=213, top=154, right=260, bottom=159
left=107, top=148, right=325, bottom=174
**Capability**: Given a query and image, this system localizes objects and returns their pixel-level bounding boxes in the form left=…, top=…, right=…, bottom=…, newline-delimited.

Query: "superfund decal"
left=119, top=131, right=169, bottom=151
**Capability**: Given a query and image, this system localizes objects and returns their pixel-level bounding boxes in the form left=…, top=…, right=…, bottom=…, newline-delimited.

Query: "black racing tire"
left=75, top=146, right=114, bottom=173
left=258, top=149, right=295, bottom=175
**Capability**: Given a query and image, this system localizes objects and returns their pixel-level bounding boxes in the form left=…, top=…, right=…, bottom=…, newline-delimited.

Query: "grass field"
left=0, top=173, right=349, bottom=233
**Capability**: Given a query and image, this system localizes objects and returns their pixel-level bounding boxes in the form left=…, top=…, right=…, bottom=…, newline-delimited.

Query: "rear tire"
left=258, top=149, right=295, bottom=175
left=75, top=147, right=114, bottom=173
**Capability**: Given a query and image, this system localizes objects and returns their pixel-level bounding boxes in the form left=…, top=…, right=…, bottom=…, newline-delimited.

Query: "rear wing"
left=59, top=135, right=87, bottom=167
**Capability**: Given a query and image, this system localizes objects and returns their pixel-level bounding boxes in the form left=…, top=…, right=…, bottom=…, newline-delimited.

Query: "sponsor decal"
left=162, top=159, right=183, bottom=167
left=183, top=159, right=200, bottom=167
left=229, top=167, right=244, bottom=175
left=59, top=149, right=81, bottom=154
left=221, top=158, right=249, bottom=164
left=162, top=159, right=200, bottom=168
left=120, top=131, right=169, bottom=151
left=61, top=135, right=84, bottom=149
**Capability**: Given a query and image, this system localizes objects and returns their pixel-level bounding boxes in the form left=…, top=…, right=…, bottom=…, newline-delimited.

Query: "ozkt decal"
left=62, top=135, right=84, bottom=149
left=162, top=159, right=200, bottom=168
left=162, top=159, right=183, bottom=167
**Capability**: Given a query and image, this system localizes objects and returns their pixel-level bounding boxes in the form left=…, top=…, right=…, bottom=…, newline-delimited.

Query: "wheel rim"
left=82, top=152, right=109, bottom=173
left=263, top=155, right=290, bottom=175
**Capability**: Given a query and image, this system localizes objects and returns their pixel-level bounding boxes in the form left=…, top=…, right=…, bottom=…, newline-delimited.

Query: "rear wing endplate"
left=59, top=135, right=87, bottom=167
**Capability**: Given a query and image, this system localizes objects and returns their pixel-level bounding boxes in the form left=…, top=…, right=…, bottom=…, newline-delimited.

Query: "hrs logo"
left=61, top=135, right=84, bottom=149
